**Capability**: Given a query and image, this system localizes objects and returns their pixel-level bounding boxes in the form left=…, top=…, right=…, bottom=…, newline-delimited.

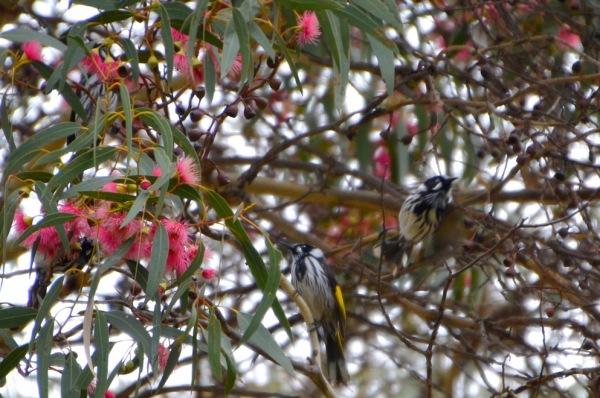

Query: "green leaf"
left=118, top=38, right=140, bottom=88
left=249, top=22, right=276, bottom=61
left=237, top=312, right=295, bottom=376
left=72, top=0, right=121, bottom=10
left=1, top=91, right=15, bottom=153
left=1, top=189, right=20, bottom=266
left=156, top=343, right=181, bottom=392
left=61, top=352, right=82, bottom=398
left=202, top=188, right=293, bottom=341
left=162, top=2, right=194, bottom=20
left=272, top=30, right=303, bottom=94
left=93, top=311, right=109, bottom=398
left=333, top=4, right=397, bottom=52
left=163, top=278, right=194, bottom=321
left=278, top=0, right=345, bottom=11
left=125, top=260, right=150, bottom=292
left=146, top=222, right=168, bottom=301
left=60, top=176, right=119, bottom=199
left=238, top=237, right=282, bottom=346
left=368, top=33, right=395, bottom=97
left=4, top=122, right=81, bottom=176
left=32, top=123, right=95, bottom=168
left=46, top=147, right=118, bottom=191
left=119, top=82, right=133, bottom=169
left=11, top=213, right=76, bottom=251
left=29, top=275, right=65, bottom=359
left=121, top=190, right=150, bottom=228
left=220, top=16, right=240, bottom=80
left=103, top=311, right=153, bottom=365
left=157, top=5, right=174, bottom=87
left=0, top=28, right=67, bottom=51
left=232, top=7, right=252, bottom=85
left=78, top=190, right=137, bottom=203
left=33, top=181, right=71, bottom=254
left=224, top=349, right=237, bottom=394
left=0, top=344, right=28, bottom=380
left=0, top=330, right=17, bottom=351
left=204, top=48, right=216, bottom=103
left=357, top=0, right=403, bottom=32
left=0, top=307, right=37, bottom=329
left=207, top=310, right=222, bottom=381
left=86, top=9, right=133, bottom=24
left=37, top=318, right=54, bottom=398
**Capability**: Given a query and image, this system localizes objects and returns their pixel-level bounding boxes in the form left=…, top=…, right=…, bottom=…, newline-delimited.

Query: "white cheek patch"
left=433, top=182, right=442, bottom=191
left=311, top=248, right=324, bottom=259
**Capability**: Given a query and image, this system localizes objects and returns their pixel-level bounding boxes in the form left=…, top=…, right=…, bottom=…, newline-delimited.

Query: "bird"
left=281, top=242, right=350, bottom=386
left=28, top=237, right=96, bottom=309
left=381, top=175, right=457, bottom=266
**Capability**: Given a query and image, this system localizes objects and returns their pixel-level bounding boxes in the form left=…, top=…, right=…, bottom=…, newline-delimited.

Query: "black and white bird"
left=281, top=242, right=350, bottom=386
left=382, top=175, right=457, bottom=266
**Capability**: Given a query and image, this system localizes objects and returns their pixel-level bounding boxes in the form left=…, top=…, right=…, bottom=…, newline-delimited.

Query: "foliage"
left=1, top=0, right=600, bottom=397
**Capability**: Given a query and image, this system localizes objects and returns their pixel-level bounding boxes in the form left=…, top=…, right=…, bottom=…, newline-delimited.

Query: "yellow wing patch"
left=334, top=284, right=346, bottom=323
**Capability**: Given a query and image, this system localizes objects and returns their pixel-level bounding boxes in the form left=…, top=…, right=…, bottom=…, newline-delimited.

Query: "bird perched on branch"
left=28, top=237, right=96, bottom=309
left=281, top=242, right=350, bottom=386
left=381, top=175, right=457, bottom=266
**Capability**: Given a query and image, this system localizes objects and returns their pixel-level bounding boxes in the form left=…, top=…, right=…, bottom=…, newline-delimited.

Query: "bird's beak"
left=279, top=242, right=295, bottom=251
left=447, top=177, right=458, bottom=183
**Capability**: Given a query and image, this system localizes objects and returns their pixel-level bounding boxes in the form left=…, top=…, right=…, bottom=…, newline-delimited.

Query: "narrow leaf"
left=0, top=344, right=28, bottom=380
left=93, top=312, right=110, bottom=398
left=207, top=310, right=222, bottom=381
left=37, top=318, right=54, bottom=398
left=146, top=221, right=168, bottom=301
left=0, top=307, right=37, bottom=329
left=237, top=312, right=295, bottom=376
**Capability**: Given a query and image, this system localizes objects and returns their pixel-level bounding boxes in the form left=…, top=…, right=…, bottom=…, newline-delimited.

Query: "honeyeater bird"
left=382, top=175, right=457, bottom=265
left=281, top=242, right=349, bottom=386
left=28, top=237, right=96, bottom=309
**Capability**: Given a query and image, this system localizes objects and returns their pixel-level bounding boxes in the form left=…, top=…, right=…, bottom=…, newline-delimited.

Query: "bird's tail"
left=380, top=233, right=413, bottom=266
left=325, top=330, right=349, bottom=386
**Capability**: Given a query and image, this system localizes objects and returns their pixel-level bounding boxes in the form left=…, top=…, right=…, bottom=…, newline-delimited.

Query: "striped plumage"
left=282, top=242, right=349, bottom=386
left=382, top=175, right=457, bottom=265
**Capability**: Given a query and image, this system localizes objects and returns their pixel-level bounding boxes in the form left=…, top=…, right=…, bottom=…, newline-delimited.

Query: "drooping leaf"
left=0, top=307, right=37, bottom=329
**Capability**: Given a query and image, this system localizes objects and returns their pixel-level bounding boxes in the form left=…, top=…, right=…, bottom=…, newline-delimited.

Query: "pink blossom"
left=81, top=50, right=118, bottom=82
left=87, top=379, right=115, bottom=398
left=162, top=219, right=189, bottom=248
left=101, top=182, right=120, bottom=193
left=296, top=12, right=321, bottom=46
left=14, top=205, right=90, bottom=262
left=373, top=144, right=391, bottom=180
left=157, top=344, right=170, bottom=372
left=96, top=210, right=143, bottom=256
left=558, top=25, right=581, bottom=49
left=176, top=156, right=200, bottom=185
left=105, top=392, right=116, bottom=398
left=228, top=54, right=243, bottom=78
left=202, top=268, right=218, bottom=283
left=174, top=53, right=204, bottom=85
left=23, top=41, right=43, bottom=62
left=171, top=28, right=188, bottom=43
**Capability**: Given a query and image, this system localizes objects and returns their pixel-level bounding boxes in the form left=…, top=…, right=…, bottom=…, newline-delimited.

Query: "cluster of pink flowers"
left=14, top=160, right=210, bottom=278
left=14, top=203, right=90, bottom=264
left=81, top=48, right=119, bottom=82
